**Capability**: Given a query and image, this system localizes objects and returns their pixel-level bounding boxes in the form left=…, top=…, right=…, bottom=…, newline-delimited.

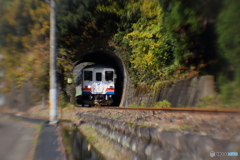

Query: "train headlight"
left=85, top=85, right=91, bottom=88
left=108, top=86, right=113, bottom=88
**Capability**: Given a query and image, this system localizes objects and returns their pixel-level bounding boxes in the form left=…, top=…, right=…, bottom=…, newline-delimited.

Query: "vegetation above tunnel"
left=0, top=0, right=240, bottom=108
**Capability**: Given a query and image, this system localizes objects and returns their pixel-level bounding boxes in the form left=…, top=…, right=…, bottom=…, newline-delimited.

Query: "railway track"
left=97, top=107, right=240, bottom=113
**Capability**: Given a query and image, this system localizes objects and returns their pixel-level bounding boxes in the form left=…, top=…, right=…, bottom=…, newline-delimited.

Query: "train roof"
left=83, top=64, right=114, bottom=69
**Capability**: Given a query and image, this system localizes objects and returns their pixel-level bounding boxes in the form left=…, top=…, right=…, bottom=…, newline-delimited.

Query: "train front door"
left=93, top=70, right=104, bottom=94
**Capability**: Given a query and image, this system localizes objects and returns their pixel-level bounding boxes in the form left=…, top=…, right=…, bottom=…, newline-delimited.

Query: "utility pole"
left=49, top=0, right=58, bottom=124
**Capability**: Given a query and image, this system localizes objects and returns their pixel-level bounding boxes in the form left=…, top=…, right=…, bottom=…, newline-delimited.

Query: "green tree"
left=123, top=0, right=174, bottom=83
left=163, top=0, right=202, bottom=68
left=162, top=0, right=223, bottom=77
left=216, top=0, right=240, bottom=107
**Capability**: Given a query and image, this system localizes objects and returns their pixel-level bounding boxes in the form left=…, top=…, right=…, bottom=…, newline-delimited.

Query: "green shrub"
left=152, top=100, right=171, bottom=108
left=200, top=96, right=214, bottom=104
left=197, top=96, right=215, bottom=108
left=220, top=81, right=240, bottom=108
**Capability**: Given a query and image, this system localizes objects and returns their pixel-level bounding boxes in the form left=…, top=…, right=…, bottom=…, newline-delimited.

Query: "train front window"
left=96, top=72, right=102, bottom=81
left=105, top=71, right=113, bottom=81
left=84, top=71, right=92, bottom=81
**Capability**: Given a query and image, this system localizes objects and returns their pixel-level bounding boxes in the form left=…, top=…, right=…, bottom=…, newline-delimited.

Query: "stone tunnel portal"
left=73, top=51, right=125, bottom=106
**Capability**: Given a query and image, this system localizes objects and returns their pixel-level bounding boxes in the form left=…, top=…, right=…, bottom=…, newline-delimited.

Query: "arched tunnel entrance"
left=73, top=51, right=125, bottom=106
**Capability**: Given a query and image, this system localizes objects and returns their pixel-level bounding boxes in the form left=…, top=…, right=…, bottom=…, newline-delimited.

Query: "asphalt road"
left=0, top=117, right=35, bottom=160
left=0, top=114, right=64, bottom=160
left=33, top=123, right=64, bottom=160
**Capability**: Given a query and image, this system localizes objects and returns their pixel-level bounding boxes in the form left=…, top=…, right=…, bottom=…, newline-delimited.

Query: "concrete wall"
left=157, top=75, right=215, bottom=107
left=124, top=75, right=215, bottom=107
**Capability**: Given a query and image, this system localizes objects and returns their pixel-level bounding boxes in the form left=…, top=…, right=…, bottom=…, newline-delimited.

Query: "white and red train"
left=75, top=64, right=116, bottom=106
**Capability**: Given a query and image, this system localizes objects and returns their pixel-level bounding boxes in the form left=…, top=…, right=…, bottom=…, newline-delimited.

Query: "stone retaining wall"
left=125, top=75, right=215, bottom=107
left=79, top=114, right=240, bottom=160
left=157, top=75, right=215, bottom=107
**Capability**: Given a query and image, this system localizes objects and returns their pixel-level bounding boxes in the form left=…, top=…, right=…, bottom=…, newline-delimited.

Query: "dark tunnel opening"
left=73, top=51, right=125, bottom=106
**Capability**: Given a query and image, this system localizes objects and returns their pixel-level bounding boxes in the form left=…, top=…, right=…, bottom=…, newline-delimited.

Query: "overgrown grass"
left=128, top=102, right=146, bottom=108
left=61, top=127, right=74, bottom=154
left=36, top=123, right=44, bottom=133
left=180, top=124, right=190, bottom=130
left=152, top=100, right=171, bottom=108
left=196, top=96, right=224, bottom=109
left=126, top=121, right=136, bottom=127
left=32, top=123, right=44, bottom=145
left=84, top=126, right=97, bottom=142
left=80, top=124, right=130, bottom=160
left=127, top=100, right=171, bottom=108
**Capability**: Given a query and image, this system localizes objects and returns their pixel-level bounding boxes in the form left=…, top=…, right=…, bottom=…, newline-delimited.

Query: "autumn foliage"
left=0, top=0, right=239, bottom=107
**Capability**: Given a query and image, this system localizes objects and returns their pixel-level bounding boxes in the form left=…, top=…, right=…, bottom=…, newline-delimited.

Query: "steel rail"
left=97, top=107, right=240, bottom=113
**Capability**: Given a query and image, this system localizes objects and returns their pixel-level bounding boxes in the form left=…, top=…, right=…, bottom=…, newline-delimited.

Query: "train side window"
left=105, top=71, right=113, bottom=81
left=84, top=71, right=92, bottom=81
left=75, top=73, right=82, bottom=85
left=96, top=72, right=102, bottom=81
